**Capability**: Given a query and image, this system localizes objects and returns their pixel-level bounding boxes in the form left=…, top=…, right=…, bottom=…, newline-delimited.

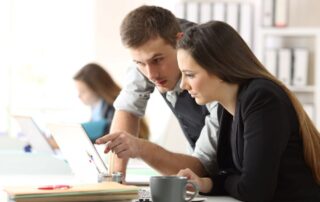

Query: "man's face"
left=129, top=36, right=181, bottom=93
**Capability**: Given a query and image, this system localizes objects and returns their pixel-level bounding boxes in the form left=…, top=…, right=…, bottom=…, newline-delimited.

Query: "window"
left=1, top=0, right=95, bottom=135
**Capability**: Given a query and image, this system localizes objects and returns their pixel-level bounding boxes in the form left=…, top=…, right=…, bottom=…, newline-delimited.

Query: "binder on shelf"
left=293, top=48, right=309, bottom=86
left=4, top=182, right=139, bottom=202
left=274, top=0, right=288, bottom=27
left=278, top=48, right=292, bottom=86
left=226, top=3, right=239, bottom=31
left=239, top=3, right=253, bottom=48
left=186, top=2, right=199, bottom=23
left=212, top=2, right=226, bottom=22
left=261, top=0, right=275, bottom=27
left=199, top=2, right=212, bottom=23
left=264, top=49, right=278, bottom=76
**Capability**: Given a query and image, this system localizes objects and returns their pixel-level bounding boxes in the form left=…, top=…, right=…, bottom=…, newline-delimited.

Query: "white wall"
left=2, top=0, right=319, bottom=152
left=0, top=0, right=11, bottom=134
left=0, top=0, right=187, bottom=152
left=1, top=0, right=98, bottom=135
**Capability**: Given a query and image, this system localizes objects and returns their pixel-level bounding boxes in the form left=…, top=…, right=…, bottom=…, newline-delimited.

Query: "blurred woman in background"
left=74, top=63, right=149, bottom=142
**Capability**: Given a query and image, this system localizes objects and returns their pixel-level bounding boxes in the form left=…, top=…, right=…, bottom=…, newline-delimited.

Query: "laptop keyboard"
left=136, top=187, right=152, bottom=201
left=135, top=188, right=207, bottom=202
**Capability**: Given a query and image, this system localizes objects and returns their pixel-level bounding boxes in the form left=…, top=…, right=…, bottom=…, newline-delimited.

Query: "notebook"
left=47, top=123, right=156, bottom=184
left=4, top=181, right=139, bottom=202
left=13, top=115, right=56, bottom=155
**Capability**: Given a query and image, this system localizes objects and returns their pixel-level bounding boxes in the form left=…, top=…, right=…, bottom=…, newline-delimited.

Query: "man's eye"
left=135, top=61, right=144, bottom=66
left=153, top=58, right=163, bottom=64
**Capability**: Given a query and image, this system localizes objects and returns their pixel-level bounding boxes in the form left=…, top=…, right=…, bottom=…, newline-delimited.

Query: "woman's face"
left=177, top=49, right=222, bottom=105
left=75, top=80, right=100, bottom=106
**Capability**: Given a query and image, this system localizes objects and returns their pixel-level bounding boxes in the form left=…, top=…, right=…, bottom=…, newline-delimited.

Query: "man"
left=96, top=5, right=218, bottom=180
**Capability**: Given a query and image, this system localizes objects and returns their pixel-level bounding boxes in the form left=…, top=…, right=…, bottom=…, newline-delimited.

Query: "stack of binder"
left=4, top=181, right=139, bottom=202
left=180, top=1, right=253, bottom=48
left=262, top=0, right=289, bottom=27
left=264, top=48, right=309, bottom=86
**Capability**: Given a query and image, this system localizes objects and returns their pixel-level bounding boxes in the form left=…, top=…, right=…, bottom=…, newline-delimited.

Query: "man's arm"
left=108, top=110, right=140, bottom=175
left=108, top=66, right=154, bottom=176
left=96, top=132, right=208, bottom=177
left=138, top=139, right=208, bottom=176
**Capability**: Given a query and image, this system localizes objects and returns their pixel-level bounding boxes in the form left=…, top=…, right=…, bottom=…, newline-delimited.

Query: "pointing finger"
left=95, top=132, right=120, bottom=144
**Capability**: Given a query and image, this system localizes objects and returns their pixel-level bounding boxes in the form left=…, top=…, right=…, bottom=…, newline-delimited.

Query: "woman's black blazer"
left=210, top=79, right=320, bottom=202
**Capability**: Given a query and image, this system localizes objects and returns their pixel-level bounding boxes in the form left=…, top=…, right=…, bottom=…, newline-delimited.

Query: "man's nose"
left=146, top=65, right=159, bottom=80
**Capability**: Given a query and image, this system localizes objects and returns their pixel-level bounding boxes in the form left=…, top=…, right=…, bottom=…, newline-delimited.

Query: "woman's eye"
left=186, top=74, right=194, bottom=78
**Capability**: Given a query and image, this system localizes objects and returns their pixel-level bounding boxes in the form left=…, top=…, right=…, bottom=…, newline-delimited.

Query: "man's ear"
left=176, top=32, right=184, bottom=40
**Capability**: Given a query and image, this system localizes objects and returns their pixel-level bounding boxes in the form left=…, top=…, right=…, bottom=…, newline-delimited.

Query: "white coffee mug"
left=150, top=176, right=199, bottom=202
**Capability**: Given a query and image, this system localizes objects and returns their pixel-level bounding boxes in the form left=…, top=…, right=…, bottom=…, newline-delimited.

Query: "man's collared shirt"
left=114, top=66, right=219, bottom=176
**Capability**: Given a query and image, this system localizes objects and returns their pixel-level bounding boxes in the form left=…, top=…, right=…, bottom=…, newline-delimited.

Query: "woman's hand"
left=177, top=168, right=213, bottom=193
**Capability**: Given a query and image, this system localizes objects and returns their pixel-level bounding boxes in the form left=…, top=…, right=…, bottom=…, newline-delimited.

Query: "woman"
left=176, top=21, right=320, bottom=201
left=74, top=63, right=149, bottom=141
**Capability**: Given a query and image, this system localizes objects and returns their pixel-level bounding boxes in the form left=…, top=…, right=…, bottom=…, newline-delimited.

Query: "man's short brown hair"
left=120, top=5, right=181, bottom=48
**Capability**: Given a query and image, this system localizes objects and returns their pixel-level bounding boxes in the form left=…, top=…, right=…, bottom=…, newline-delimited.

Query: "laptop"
left=13, top=115, right=56, bottom=155
left=47, top=123, right=108, bottom=183
left=47, top=122, right=156, bottom=184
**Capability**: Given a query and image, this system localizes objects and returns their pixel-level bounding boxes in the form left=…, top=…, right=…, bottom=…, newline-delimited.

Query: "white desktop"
left=0, top=131, right=239, bottom=202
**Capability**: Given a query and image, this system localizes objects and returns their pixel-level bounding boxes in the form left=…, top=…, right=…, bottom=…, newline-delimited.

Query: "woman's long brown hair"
left=178, top=21, right=320, bottom=184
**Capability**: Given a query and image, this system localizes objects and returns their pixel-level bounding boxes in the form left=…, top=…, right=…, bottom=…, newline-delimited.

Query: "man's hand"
left=95, top=131, right=142, bottom=159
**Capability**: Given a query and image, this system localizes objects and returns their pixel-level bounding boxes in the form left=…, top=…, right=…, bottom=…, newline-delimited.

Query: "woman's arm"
left=177, top=168, right=213, bottom=193
left=223, top=84, right=294, bottom=201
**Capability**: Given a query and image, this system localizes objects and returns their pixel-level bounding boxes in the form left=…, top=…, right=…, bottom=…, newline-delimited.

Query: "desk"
left=0, top=175, right=77, bottom=202
left=0, top=151, right=72, bottom=175
left=0, top=159, right=239, bottom=202
left=0, top=175, right=240, bottom=202
left=0, top=192, right=240, bottom=202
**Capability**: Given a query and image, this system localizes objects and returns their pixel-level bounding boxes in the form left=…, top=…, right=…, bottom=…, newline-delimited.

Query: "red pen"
left=38, top=185, right=71, bottom=190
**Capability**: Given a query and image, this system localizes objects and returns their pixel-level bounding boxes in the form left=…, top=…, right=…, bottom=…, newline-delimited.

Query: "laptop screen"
left=47, top=122, right=158, bottom=185
left=13, top=115, right=56, bottom=155
left=47, top=123, right=108, bottom=182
